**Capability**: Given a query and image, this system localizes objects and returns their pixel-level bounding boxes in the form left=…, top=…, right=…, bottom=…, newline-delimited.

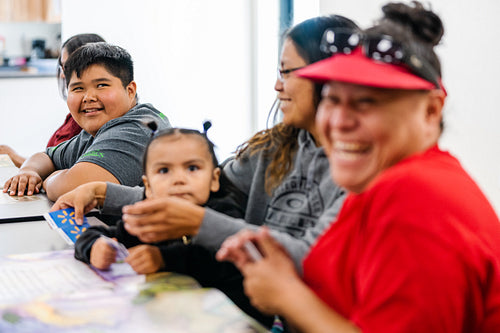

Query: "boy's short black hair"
left=142, top=127, right=219, bottom=174
left=64, top=42, right=134, bottom=88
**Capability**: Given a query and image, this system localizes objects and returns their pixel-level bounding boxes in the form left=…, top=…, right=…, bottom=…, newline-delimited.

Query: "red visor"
left=296, top=48, right=438, bottom=90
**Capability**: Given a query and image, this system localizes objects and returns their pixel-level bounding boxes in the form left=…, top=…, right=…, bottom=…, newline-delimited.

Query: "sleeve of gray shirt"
left=102, top=182, right=145, bottom=215
left=195, top=195, right=344, bottom=275
left=76, top=121, right=150, bottom=186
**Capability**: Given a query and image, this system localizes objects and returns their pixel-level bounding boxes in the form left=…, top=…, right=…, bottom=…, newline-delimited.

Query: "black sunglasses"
left=319, top=28, right=441, bottom=89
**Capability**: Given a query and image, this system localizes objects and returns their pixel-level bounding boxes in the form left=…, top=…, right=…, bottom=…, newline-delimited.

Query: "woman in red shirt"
left=217, top=2, right=500, bottom=332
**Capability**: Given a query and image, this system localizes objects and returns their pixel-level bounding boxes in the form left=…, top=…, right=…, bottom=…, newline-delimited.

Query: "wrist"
left=18, top=166, right=36, bottom=174
left=11, top=154, right=25, bottom=168
left=189, top=204, right=205, bottom=236
left=179, top=204, right=205, bottom=242
left=275, top=276, right=309, bottom=317
left=93, top=182, right=108, bottom=208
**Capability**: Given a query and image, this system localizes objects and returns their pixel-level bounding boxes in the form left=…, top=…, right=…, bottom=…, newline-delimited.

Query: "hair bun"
left=382, top=1, right=444, bottom=46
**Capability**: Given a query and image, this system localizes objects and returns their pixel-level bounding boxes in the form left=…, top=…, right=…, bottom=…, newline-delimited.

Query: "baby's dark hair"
left=142, top=121, right=218, bottom=173
left=64, top=42, right=134, bottom=88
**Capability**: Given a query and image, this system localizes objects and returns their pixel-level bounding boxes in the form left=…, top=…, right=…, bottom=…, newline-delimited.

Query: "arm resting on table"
left=44, top=162, right=119, bottom=201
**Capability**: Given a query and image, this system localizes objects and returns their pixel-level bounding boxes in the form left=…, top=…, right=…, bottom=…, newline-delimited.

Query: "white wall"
left=0, top=77, right=67, bottom=157
left=61, top=0, right=280, bottom=163
left=319, top=0, right=500, bottom=214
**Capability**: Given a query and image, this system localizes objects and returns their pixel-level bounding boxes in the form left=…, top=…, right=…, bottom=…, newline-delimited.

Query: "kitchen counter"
left=0, top=71, right=56, bottom=78
left=0, top=58, right=58, bottom=78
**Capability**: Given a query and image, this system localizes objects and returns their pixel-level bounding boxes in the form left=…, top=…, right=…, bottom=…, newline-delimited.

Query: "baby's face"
left=143, top=134, right=220, bottom=205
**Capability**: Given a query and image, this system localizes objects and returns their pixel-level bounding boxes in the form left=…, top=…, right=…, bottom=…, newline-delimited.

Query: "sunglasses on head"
left=319, top=28, right=441, bottom=89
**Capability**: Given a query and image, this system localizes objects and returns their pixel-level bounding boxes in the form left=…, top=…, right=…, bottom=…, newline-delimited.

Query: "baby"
left=74, top=124, right=220, bottom=274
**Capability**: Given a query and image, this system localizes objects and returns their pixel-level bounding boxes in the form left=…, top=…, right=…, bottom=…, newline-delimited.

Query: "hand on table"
left=3, top=170, right=42, bottom=196
left=0, top=144, right=25, bottom=167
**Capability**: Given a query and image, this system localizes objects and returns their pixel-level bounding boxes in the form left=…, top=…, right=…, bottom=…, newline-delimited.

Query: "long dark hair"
left=59, top=33, right=106, bottom=66
left=236, top=15, right=358, bottom=194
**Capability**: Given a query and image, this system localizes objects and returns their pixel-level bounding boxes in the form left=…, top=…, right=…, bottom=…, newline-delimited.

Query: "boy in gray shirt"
left=3, top=43, right=170, bottom=201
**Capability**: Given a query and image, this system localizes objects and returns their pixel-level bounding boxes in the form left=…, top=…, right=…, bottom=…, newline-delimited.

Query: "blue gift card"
left=44, top=208, right=90, bottom=245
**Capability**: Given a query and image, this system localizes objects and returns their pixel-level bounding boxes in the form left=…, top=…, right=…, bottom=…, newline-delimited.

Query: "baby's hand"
left=126, top=245, right=165, bottom=274
left=90, top=237, right=117, bottom=270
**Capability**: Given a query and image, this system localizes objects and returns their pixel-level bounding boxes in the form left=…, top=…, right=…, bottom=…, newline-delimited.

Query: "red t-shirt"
left=303, top=146, right=500, bottom=332
left=46, top=113, right=82, bottom=147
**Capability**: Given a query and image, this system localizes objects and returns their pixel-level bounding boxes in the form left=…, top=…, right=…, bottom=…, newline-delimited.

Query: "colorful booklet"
left=43, top=208, right=91, bottom=245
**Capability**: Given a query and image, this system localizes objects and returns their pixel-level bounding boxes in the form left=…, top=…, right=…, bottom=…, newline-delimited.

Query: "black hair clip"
left=203, top=120, right=212, bottom=134
left=143, top=120, right=158, bottom=137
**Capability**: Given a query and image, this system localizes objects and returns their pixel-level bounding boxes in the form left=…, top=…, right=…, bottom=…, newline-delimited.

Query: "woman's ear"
left=143, top=175, right=153, bottom=198
left=425, top=89, right=445, bottom=128
left=210, top=167, right=221, bottom=192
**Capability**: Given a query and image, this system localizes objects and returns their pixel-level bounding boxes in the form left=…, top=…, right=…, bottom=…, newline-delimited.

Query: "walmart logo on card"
left=44, top=208, right=91, bottom=244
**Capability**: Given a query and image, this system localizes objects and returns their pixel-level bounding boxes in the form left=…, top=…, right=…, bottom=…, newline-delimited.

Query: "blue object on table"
left=44, top=208, right=90, bottom=244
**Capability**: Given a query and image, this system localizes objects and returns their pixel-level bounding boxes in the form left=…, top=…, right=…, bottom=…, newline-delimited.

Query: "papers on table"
left=0, top=251, right=114, bottom=304
left=0, top=250, right=266, bottom=333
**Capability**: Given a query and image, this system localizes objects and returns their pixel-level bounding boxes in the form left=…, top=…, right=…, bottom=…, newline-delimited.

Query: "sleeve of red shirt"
left=46, top=113, right=82, bottom=148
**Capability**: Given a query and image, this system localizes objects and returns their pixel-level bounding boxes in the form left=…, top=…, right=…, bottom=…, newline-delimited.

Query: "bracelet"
left=95, top=195, right=106, bottom=214
left=182, top=235, right=192, bottom=245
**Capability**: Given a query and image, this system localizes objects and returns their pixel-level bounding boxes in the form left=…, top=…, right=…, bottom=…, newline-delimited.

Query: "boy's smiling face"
left=143, top=134, right=220, bottom=206
left=67, top=64, right=137, bottom=136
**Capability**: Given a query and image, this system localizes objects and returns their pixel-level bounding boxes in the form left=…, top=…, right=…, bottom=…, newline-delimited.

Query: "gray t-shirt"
left=46, top=103, right=171, bottom=187
left=197, top=129, right=346, bottom=271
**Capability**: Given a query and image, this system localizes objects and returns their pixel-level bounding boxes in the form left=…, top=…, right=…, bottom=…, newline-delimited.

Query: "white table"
left=0, top=192, right=53, bottom=222
left=0, top=220, right=71, bottom=255
left=0, top=154, right=53, bottom=222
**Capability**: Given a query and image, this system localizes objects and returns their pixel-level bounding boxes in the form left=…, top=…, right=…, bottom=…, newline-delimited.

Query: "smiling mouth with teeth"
left=335, top=142, right=369, bottom=153
left=81, top=108, right=103, bottom=113
left=332, top=142, right=371, bottom=160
